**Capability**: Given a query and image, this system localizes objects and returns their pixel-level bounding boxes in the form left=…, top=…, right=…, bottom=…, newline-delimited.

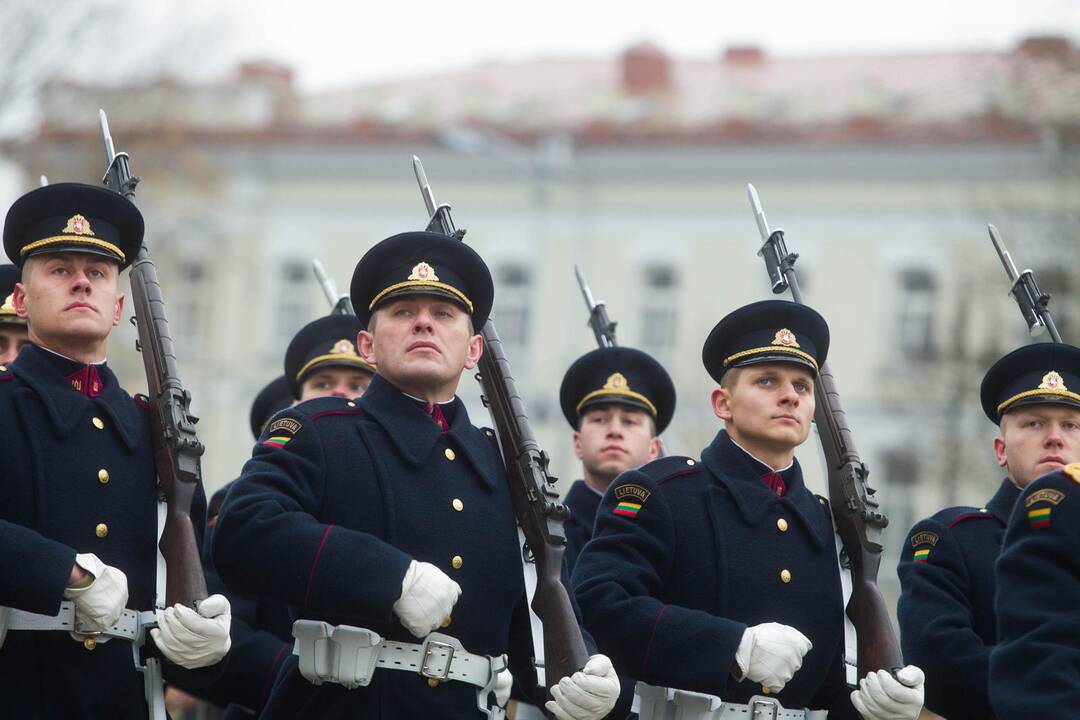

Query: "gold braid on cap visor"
left=20, top=235, right=125, bottom=262
left=722, top=345, right=819, bottom=372
left=575, top=388, right=658, bottom=417
left=997, top=387, right=1080, bottom=415
left=367, top=280, right=473, bottom=314
left=296, top=353, right=375, bottom=382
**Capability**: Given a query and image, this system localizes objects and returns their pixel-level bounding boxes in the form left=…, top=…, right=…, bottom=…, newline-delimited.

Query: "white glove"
left=150, top=594, right=232, bottom=669
left=494, top=666, right=513, bottom=707
left=392, top=560, right=461, bottom=638
left=851, top=666, right=924, bottom=720
left=734, top=622, right=813, bottom=693
left=545, top=654, right=620, bottom=720
left=63, top=552, right=129, bottom=634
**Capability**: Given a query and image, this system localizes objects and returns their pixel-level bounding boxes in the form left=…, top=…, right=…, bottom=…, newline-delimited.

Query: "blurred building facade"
left=5, top=38, right=1080, bottom=604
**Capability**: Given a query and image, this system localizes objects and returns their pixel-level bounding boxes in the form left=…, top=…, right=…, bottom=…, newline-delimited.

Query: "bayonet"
left=312, top=259, right=353, bottom=316
left=988, top=224, right=1060, bottom=342
left=574, top=265, right=616, bottom=348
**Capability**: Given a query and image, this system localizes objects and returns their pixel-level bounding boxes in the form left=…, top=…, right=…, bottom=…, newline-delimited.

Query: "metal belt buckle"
left=751, top=696, right=780, bottom=720
left=420, top=639, right=456, bottom=681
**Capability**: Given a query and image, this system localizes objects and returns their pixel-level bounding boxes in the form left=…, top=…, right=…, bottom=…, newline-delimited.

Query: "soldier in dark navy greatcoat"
left=897, top=342, right=1080, bottom=719
left=0, top=263, right=29, bottom=365
left=573, top=299, right=926, bottom=720
left=0, top=182, right=231, bottom=717
left=214, top=231, right=620, bottom=720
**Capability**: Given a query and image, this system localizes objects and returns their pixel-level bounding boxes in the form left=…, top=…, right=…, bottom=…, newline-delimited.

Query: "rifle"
left=988, top=224, right=1062, bottom=342
left=412, top=156, right=589, bottom=697
left=99, top=110, right=208, bottom=610
left=574, top=265, right=617, bottom=348
left=312, top=258, right=354, bottom=316
left=747, top=184, right=901, bottom=681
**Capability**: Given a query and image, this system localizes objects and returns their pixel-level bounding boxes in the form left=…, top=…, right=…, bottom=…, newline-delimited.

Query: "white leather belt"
left=636, top=683, right=827, bottom=720
left=292, top=620, right=507, bottom=719
left=0, top=601, right=156, bottom=646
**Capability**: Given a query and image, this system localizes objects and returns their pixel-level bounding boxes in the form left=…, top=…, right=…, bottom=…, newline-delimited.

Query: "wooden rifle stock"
left=99, top=110, right=207, bottom=609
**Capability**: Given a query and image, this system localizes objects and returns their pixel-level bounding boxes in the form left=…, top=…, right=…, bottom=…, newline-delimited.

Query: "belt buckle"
left=420, top=639, right=456, bottom=681
left=751, top=696, right=780, bottom=720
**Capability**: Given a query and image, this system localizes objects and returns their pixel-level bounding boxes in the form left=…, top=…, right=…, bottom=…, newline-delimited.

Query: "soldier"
left=896, top=342, right=1080, bottom=718
left=0, top=263, right=30, bottom=365
left=573, top=299, right=924, bottom=719
left=283, top=313, right=376, bottom=401
left=0, top=182, right=231, bottom=716
left=214, top=231, right=619, bottom=719
left=991, top=462, right=1080, bottom=715
left=558, top=346, right=674, bottom=574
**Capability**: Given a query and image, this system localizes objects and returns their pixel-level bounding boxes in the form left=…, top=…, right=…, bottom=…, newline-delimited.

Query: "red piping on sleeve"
left=304, top=525, right=334, bottom=606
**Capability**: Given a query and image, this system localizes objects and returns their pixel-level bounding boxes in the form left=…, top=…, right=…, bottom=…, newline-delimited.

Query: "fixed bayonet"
left=988, top=224, right=1061, bottom=342
left=574, top=265, right=617, bottom=348
left=312, top=259, right=353, bottom=316
left=748, top=184, right=794, bottom=294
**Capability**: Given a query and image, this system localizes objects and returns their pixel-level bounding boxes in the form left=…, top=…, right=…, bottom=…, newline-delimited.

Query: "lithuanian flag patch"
left=1027, top=507, right=1052, bottom=529
left=261, top=435, right=292, bottom=449
left=613, top=501, right=642, bottom=518
left=913, top=548, right=930, bottom=564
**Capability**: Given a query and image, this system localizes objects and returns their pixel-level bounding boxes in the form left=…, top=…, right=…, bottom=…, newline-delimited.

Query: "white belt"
left=0, top=601, right=156, bottom=646
left=292, top=620, right=506, bottom=719
left=636, top=682, right=827, bottom=720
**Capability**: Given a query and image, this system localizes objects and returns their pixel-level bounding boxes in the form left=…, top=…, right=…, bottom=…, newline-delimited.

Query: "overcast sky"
left=200, top=0, right=1080, bottom=90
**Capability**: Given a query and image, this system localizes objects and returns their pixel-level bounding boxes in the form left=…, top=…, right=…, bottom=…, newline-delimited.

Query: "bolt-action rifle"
left=747, top=184, right=902, bottom=681
left=412, top=156, right=589, bottom=699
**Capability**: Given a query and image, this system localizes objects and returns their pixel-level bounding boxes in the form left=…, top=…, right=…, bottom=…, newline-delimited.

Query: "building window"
left=276, top=259, right=310, bottom=345
left=897, top=268, right=936, bottom=360
left=881, top=448, right=918, bottom=564
left=495, top=264, right=531, bottom=349
left=640, top=264, right=678, bottom=352
left=173, top=260, right=208, bottom=349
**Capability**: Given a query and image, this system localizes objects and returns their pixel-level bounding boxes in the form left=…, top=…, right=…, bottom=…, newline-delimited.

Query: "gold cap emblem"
left=63, top=214, right=94, bottom=236
left=332, top=339, right=357, bottom=356
left=408, top=262, right=438, bottom=282
left=1039, top=371, right=1066, bottom=391
left=603, top=372, right=629, bottom=391
left=772, top=329, right=800, bottom=348
left=0, top=293, right=13, bottom=313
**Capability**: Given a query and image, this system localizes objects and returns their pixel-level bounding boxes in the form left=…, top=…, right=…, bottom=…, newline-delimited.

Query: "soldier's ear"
left=12, top=282, right=29, bottom=319
left=572, top=430, right=585, bottom=460
left=112, top=293, right=125, bottom=326
left=712, top=387, right=734, bottom=421
left=993, top=435, right=1008, bottom=468
left=358, top=330, right=375, bottom=364
left=462, top=332, right=484, bottom=370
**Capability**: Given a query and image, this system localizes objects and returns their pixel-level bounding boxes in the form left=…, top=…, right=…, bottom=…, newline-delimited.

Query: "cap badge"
left=408, top=262, right=439, bottom=283
left=1039, top=371, right=1066, bottom=391
left=332, top=339, right=357, bottom=356
left=1, top=294, right=13, bottom=312
left=603, top=372, right=629, bottom=391
left=63, top=214, right=94, bottom=236
left=772, top=328, right=800, bottom=348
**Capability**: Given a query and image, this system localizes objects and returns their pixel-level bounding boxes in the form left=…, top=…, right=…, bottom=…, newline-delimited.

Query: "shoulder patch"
left=1064, top=463, right=1080, bottom=485
left=1026, top=505, right=1053, bottom=529
left=910, top=531, right=939, bottom=548
left=268, top=417, right=302, bottom=435
left=1025, top=488, right=1065, bottom=508
left=612, top=483, right=651, bottom=518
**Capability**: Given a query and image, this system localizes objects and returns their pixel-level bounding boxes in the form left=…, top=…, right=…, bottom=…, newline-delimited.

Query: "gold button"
left=776, top=518, right=788, bottom=532
left=452, top=498, right=464, bottom=512
left=83, top=637, right=97, bottom=651
left=761, top=685, right=770, bottom=694
left=451, top=555, right=463, bottom=569
left=95, top=523, right=109, bottom=538
left=484, top=429, right=494, bottom=437
left=686, top=459, right=696, bottom=465
left=427, top=678, right=440, bottom=688
left=444, top=448, right=456, bottom=461
left=347, top=401, right=356, bottom=407
left=0, top=365, right=6, bottom=372
left=98, top=469, right=110, bottom=484
left=441, top=616, right=452, bottom=628
left=780, top=569, right=792, bottom=583
left=92, top=417, right=105, bottom=430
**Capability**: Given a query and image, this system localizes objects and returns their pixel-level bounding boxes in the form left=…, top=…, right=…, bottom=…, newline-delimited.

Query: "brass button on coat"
left=98, top=469, right=110, bottom=484
left=444, top=448, right=456, bottom=461
left=347, top=401, right=356, bottom=407
left=83, top=637, right=97, bottom=651
left=686, top=459, right=696, bottom=466
left=95, top=523, right=109, bottom=538
left=92, top=417, right=105, bottom=430
left=441, top=617, right=452, bottom=628
left=427, top=678, right=440, bottom=688
left=776, top=518, right=788, bottom=532
left=451, top=555, right=463, bottom=569
left=780, top=569, right=792, bottom=583
left=452, top=499, right=464, bottom=512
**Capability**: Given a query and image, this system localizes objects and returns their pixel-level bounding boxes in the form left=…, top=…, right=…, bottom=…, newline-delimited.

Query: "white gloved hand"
left=150, top=594, right=232, bottom=669
left=494, top=666, right=513, bottom=707
left=544, top=654, right=620, bottom=720
left=734, top=622, right=813, bottom=692
left=392, top=560, right=461, bottom=638
left=63, top=553, right=129, bottom=634
left=851, top=666, right=924, bottom=720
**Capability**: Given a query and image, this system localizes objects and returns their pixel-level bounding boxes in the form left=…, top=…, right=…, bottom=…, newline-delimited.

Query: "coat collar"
left=564, top=479, right=603, bottom=529
left=11, top=343, right=143, bottom=451
left=987, top=478, right=1022, bottom=523
left=700, top=429, right=828, bottom=547
left=358, top=374, right=501, bottom=490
